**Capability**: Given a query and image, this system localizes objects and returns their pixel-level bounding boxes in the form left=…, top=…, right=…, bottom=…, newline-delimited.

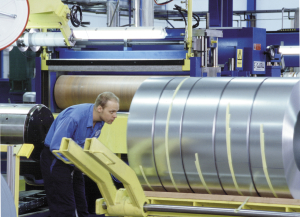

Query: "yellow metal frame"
left=98, top=113, right=128, bottom=154
left=27, top=0, right=72, bottom=45
left=0, top=144, right=34, bottom=216
left=54, top=138, right=148, bottom=217
left=145, top=191, right=300, bottom=216
left=182, top=0, right=193, bottom=71
left=27, top=0, right=73, bottom=70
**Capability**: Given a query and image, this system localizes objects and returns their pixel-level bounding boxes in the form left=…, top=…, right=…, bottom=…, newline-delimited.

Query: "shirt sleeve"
left=49, top=116, right=78, bottom=152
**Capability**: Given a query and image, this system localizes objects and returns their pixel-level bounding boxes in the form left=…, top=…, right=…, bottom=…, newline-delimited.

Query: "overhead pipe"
left=134, top=0, right=140, bottom=26
left=141, top=0, right=154, bottom=26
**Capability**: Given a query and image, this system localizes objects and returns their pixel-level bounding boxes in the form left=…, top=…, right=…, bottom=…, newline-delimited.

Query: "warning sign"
left=236, top=49, right=243, bottom=68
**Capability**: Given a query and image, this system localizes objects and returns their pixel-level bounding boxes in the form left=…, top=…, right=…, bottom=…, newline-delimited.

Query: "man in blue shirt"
left=40, top=92, right=119, bottom=217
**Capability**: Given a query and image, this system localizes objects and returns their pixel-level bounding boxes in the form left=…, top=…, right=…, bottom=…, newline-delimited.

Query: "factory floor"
left=20, top=209, right=104, bottom=217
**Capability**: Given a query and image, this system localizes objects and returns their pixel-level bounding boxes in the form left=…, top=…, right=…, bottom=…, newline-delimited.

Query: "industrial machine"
left=52, top=76, right=300, bottom=217
left=0, top=104, right=54, bottom=216
left=1, top=0, right=300, bottom=216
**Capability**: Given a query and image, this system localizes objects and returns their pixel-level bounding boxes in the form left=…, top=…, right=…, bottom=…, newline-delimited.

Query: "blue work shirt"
left=45, top=104, right=104, bottom=158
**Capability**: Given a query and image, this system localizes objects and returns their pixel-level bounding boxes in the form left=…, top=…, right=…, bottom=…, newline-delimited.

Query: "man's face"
left=97, top=100, right=119, bottom=124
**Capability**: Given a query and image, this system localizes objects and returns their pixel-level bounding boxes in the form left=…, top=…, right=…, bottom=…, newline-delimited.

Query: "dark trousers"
left=40, top=147, right=89, bottom=217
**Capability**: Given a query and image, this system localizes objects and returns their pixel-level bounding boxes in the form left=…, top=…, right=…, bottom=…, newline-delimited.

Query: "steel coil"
left=127, top=77, right=300, bottom=198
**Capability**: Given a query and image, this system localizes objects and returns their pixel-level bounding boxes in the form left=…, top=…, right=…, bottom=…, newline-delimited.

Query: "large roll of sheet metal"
left=182, top=77, right=232, bottom=195
left=214, top=78, right=265, bottom=197
left=127, top=77, right=300, bottom=199
left=54, top=75, right=151, bottom=111
left=127, top=77, right=174, bottom=191
left=0, top=104, right=54, bottom=161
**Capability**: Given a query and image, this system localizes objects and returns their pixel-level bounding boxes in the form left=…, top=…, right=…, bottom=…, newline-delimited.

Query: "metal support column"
left=209, top=0, right=233, bottom=27
left=35, top=57, right=42, bottom=104
left=1, top=144, right=34, bottom=216
left=128, top=0, right=132, bottom=26
left=7, top=146, right=16, bottom=200
left=190, top=57, right=201, bottom=77
left=134, top=0, right=140, bottom=27
left=247, top=0, right=256, bottom=27
left=0, top=51, right=3, bottom=78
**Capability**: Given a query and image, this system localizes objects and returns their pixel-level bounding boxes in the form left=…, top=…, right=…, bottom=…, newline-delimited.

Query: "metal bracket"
left=27, top=0, right=73, bottom=47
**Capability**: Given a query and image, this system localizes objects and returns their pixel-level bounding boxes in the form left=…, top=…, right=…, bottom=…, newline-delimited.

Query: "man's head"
left=94, top=92, right=119, bottom=124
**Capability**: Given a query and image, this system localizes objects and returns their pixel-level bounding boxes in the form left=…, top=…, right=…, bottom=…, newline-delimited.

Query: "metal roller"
left=54, top=75, right=151, bottom=111
left=0, top=104, right=54, bottom=161
left=127, top=77, right=300, bottom=199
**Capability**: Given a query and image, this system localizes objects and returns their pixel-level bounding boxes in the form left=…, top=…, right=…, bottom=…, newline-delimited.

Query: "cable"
left=70, top=5, right=82, bottom=27
left=173, top=4, right=200, bottom=28
left=70, top=5, right=90, bottom=27
left=174, top=4, right=187, bottom=26
left=154, top=0, right=173, bottom=5
left=192, top=13, right=200, bottom=28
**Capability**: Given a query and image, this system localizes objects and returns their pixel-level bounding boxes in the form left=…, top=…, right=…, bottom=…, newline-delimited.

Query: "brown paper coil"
left=54, top=75, right=151, bottom=111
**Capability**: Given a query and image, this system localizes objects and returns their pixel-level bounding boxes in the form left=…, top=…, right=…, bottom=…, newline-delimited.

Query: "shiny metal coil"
left=127, top=77, right=300, bottom=199
left=54, top=75, right=151, bottom=111
left=0, top=104, right=54, bottom=160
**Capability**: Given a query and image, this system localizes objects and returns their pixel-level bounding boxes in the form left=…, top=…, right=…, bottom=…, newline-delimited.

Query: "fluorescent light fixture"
left=72, top=27, right=167, bottom=40
left=278, top=46, right=300, bottom=55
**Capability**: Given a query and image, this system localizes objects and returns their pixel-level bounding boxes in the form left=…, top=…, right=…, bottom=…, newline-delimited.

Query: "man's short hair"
left=94, top=92, right=119, bottom=108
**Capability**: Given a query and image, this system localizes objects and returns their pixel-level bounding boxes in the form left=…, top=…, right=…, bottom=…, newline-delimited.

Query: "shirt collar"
left=94, top=121, right=104, bottom=131
left=87, top=104, right=94, bottom=128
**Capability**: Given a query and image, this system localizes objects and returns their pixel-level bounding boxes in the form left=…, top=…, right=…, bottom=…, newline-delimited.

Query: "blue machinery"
left=30, top=26, right=299, bottom=113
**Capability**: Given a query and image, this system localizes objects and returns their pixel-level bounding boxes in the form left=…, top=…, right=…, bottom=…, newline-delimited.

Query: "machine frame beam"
left=209, top=0, right=233, bottom=27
